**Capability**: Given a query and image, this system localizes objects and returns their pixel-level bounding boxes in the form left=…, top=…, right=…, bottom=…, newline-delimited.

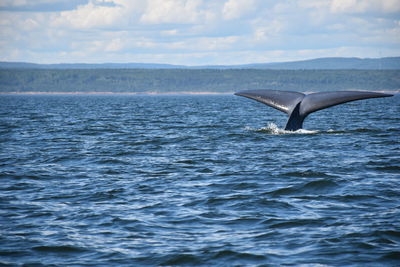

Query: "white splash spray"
left=245, top=123, right=319, bottom=135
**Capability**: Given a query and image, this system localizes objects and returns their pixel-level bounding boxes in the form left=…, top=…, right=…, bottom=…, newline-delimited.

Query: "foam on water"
left=245, top=123, right=319, bottom=135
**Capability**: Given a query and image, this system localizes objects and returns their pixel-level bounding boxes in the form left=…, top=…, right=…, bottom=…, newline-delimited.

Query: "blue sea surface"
left=1, top=94, right=399, bottom=266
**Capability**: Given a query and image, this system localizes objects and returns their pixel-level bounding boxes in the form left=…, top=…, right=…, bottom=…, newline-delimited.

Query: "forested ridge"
left=1, top=69, right=399, bottom=93
left=1, top=57, right=399, bottom=69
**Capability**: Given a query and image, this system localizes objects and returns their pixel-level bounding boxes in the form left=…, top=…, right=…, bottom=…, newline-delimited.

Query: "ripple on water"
left=0, top=94, right=399, bottom=266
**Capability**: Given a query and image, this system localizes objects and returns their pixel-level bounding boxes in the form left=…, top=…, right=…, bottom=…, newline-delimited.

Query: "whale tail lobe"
left=235, top=90, right=393, bottom=131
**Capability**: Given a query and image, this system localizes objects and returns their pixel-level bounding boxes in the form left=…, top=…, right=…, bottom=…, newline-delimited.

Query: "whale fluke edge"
left=234, top=90, right=393, bottom=131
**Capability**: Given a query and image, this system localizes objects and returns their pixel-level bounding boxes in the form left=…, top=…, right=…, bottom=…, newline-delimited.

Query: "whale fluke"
left=235, top=90, right=393, bottom=131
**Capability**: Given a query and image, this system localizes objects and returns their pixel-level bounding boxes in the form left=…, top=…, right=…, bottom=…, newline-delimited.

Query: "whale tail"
left=235, top=90, right=393, bottom=131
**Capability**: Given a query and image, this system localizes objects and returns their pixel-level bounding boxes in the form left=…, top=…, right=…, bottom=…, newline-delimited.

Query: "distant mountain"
left=1, top=57, right=399, bottom=70
left=240, top=57, right=400, bottom=70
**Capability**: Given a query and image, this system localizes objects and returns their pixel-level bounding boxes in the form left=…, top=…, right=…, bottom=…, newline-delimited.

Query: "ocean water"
left=1, top=93, right=399, bottom=266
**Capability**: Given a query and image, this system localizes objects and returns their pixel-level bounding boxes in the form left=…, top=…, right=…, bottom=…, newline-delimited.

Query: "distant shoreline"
left=2, top=69, right=398, bottom=93
left=1, top=56, right=400, bottom=70
left=1, top=90, right=398, bottom=95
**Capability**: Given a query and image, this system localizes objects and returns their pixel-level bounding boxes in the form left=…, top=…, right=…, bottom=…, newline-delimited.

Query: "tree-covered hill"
left=1, top=69, right=399, bottom=93
left=1, top=57, right=399, bottom=70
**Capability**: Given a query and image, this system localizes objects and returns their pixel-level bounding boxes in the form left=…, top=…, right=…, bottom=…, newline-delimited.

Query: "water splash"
left=245, top=123, right=319, bottom=135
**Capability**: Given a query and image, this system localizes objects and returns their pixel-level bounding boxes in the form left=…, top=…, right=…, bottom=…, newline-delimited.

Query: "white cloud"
left=104, top=38, right=123, bottom=52
left=330, top=0, right=400, bottom=14
left=253, top=19, right=284, bottom=41
left=382, top=0, right=400, bottom=12
left=0, top=0, right=399, bottom=64
left=187, top=36, right=239, bottom=51
left=161, top=29, right=178, bottom=36
left=140, top=0, right=205, bottom=24
left=54, top=1, right=123, bottom=29
left=298, top=0, right=330, bottom=9
left=222, top=0, right=257, bottom=20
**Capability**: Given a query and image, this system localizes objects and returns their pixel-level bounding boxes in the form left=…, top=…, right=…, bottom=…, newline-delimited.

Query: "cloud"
left=50, top=0, right=147, bottom=29
left=55, top=2, right=122, bottom=29
left=139, top=0, right=217, bottom=25
left=0, top=0, right=399, bottom=64
left=330, top=0, right=400, bottom=14
left=222, top=0, right=258, bottom=20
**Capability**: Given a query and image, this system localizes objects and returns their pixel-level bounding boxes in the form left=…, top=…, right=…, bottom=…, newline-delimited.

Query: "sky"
left=0, top=0, right=399, bottom=65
